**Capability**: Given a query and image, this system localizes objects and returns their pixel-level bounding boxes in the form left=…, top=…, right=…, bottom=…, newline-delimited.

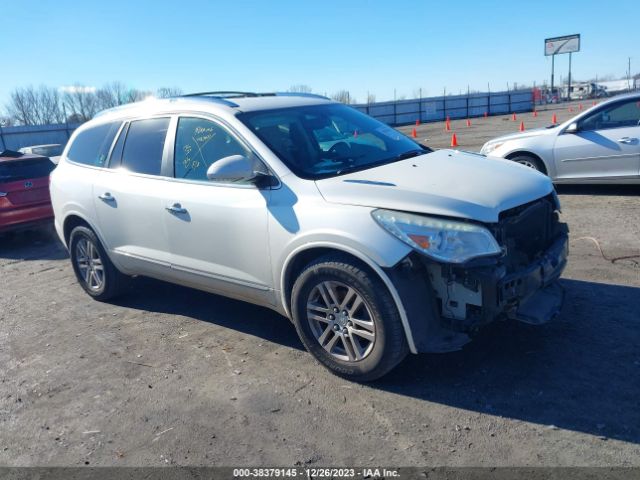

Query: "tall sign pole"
left=551, top=54, right=555, bottom=94
left=545, top=34, right=580, bottom=101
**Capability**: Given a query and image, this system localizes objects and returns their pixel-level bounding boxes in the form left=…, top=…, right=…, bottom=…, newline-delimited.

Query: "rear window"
left=0, top=159, right=55, bottom=182
left=121, top=118, right=170, bottom=176
left=66, top=122, right=121, bottom=167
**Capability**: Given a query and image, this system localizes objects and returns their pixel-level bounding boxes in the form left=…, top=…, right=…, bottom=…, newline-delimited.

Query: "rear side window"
left=121, top=118, right=170, bottom=176
left=66, top=122, right=121, bottom=167
left=0, top=159, right=55, bottom=182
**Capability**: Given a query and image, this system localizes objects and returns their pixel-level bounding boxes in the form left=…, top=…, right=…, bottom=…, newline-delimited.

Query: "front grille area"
left=493, top=194, right=561, bottom=271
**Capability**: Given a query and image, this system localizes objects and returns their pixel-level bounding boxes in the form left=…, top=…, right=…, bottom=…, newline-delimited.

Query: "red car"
left=0, top=150, right=55, bottom=233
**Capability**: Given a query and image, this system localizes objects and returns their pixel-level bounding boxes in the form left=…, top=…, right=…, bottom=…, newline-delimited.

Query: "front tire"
left=511, top=154, right=545, bottom=173
left=69, top=225, right=128, bottom=301
left=291, top=254, right=408, bottom=382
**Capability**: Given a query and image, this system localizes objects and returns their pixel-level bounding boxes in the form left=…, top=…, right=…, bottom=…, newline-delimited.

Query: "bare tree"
left=331, top=90, right=355, bottom=104
left=156, top=86, right=183, bottom=98
left=95, top=82, right=130, bottom=109
left=5, top=85, right=64, bottom=125
left=366, top=92, right=376, bottom=104
left=288, top=84, right=313, bottom=93
left=62, top=84, right=99, bottom=123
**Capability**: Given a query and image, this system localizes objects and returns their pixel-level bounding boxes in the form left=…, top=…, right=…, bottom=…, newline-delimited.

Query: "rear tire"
left=291, top=254, right=408, bottom=382
left=69, top=225, right=128, bottom=301
left=511, top=154, right=545, bottom=173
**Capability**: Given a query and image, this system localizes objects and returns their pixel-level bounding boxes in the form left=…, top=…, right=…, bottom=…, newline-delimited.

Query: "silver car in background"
left=481, top=92, right=640, bottom=183
left=50, top=92, right=568, bottom=381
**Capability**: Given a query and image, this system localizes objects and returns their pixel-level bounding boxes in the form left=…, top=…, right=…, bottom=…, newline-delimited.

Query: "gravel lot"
left=1, top=101, right=639, bottom=467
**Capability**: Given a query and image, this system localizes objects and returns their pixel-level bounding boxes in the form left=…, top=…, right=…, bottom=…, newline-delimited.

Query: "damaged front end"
left=384, top=194, right=568, bottom=353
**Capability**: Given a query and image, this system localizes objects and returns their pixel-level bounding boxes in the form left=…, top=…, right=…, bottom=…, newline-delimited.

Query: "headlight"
left=372, top=209, right=502, bottom=263
left=480, top=141, right=503, bottom=155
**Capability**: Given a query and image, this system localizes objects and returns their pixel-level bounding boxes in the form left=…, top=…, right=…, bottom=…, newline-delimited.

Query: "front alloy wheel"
left=306, top=281, right=376, bottom=362
left=291, top=254, right=408, bottom=382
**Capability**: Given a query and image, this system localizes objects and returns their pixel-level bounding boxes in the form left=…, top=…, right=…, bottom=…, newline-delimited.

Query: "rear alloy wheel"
left=69, top=225, right=128, bottom=301
left=291, top=254, right=408, bottom=382
left=75, top=237, right=105, bottom=292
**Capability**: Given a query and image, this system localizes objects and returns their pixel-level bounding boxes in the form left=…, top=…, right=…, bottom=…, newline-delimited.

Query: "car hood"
left=314, top=149, right=554, bottom=223
left=486, top=126, right=557, bottom=144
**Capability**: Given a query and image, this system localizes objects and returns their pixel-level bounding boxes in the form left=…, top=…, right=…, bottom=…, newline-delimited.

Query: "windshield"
left=238, top=104, right=429, bottom=179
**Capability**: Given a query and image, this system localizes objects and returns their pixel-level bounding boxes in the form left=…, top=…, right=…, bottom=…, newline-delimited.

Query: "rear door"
left=93, top=117, right=174, bottom=277
left=553, top=98, right=640, bottom=181
left=0, top=157, right=54, bottom=228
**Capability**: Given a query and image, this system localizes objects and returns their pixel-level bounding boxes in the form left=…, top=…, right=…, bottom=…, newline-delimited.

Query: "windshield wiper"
left=390, top=149, right=426, bottom=161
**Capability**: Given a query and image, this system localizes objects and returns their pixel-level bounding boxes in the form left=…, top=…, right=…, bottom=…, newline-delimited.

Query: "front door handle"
left=165, top=203, right=187, bottom=214
left=617, top=137, right=637, bottom=144
left=98, top=192, right=115, bottom=202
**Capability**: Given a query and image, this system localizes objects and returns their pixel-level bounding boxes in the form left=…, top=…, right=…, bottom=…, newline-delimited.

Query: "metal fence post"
left=0, top=125, right=6, bottom=151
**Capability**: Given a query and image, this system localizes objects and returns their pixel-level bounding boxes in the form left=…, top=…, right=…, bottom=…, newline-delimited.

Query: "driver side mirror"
left=206, top=154, right=273, bottom=186
left=565, top=122, right=579, bottom=134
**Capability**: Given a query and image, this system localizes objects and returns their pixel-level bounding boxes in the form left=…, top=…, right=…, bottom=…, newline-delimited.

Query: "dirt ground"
left=1, top=100, right=639, bottom=467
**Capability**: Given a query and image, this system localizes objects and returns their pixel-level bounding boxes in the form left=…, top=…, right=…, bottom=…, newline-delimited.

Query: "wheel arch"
left=280, top=243, right=418, bottom=354
left=505, top=150, right=549, bottom=175
left=62, top=213, right=94, bottom=246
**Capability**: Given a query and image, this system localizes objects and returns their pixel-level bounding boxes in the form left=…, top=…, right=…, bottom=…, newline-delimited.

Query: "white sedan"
left=481, top=92, right=640, bottom=184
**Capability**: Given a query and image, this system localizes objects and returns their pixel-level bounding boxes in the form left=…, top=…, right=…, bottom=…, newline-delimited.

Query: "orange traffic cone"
left=579, top=104, right=583, bottom=110
left=466, top=119, right=471, bottom=127
left=519, top=121, right=525, bottom=132
left=411, top=128, right=417, bottom=138
left=533, top=110, right=538, bottom=117
left=512, top=112, right=517, bottom=121
left=450, top=133, right=458, bottom=147
left=445, top=120, right=451, bottom=131
left=416, top=119, right=420, bottom=126
left=353, top=130, right=358, bottom=138
left=552, top=113, right=557, bottom=124
left=446, top=115, right=450, bottom=123
left=593, top=101, right=597, bottom=106
left=484, top=111, right=488, bottom=118
left=568, top=106, right=574, bottom=112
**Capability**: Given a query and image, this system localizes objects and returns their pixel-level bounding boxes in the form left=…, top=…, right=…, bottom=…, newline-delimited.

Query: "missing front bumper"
left=386, top=233, right=569, bottom=353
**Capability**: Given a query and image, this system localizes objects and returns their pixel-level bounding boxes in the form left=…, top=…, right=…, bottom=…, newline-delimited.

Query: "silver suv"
left=51, top=92, right=568, bottom=381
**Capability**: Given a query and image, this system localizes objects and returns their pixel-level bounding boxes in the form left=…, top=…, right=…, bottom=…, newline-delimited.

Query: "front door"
left=163, top=116, right=273, bottom=305
left=553, top=98, right=640, bottom=181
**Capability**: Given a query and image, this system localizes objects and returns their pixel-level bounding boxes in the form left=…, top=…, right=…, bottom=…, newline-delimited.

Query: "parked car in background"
left=481, top=92, right=640, bottom=183
left=50, top=92, right=568, bottom=381
left=19, top=144, right=64, bottom=164
left=0, top=150, right=55, bottom=233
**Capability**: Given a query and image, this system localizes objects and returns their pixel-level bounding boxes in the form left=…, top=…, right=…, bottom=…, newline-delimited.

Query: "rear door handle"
left=98, top=192, right=115, bottom=202
left=165, top=203, right=187, bottom=214
left=617, top=137, right=636, bottom=144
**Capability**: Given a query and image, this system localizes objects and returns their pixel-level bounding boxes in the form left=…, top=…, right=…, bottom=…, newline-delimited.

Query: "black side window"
left=174, top=117, right=250, bottom=181
left=580, top=100, right=640, bottom=131
left=121, top=118, right=170, bottom=176
left=66, top=122, right=121, bottom=167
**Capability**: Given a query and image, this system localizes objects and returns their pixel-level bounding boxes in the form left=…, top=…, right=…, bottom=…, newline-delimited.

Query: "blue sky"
left=2, top=0, right=638, bottom=104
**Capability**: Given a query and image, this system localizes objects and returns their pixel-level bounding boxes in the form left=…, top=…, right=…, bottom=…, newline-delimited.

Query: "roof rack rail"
left=275, top=92, right=331, bottom=100
left=181, top=91, right=276, bottom=99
